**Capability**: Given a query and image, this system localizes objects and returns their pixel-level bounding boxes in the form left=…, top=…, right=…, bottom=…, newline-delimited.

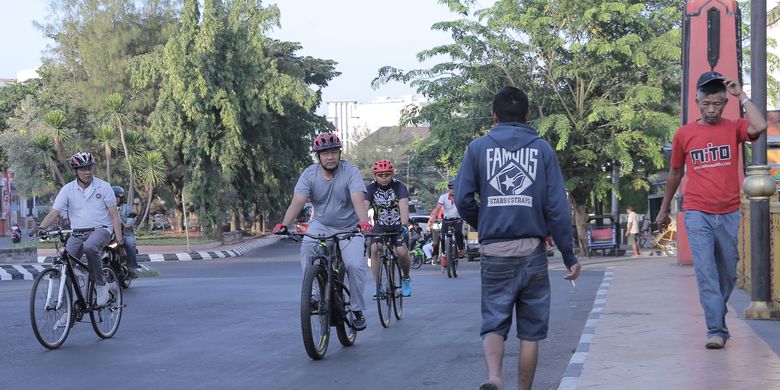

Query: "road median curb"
left=1, top=235, right=282, bottom=281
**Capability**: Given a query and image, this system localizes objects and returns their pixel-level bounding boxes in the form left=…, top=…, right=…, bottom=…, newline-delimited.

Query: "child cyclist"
left=365, top=159, right=413, bottom=297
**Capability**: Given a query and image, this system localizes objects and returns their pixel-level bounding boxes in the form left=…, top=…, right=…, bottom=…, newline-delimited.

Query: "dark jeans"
left=440, top=219, right=464, bottom=252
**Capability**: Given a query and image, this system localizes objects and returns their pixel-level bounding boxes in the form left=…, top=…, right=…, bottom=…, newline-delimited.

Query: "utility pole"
left=744, top=0, right=780, bottom=320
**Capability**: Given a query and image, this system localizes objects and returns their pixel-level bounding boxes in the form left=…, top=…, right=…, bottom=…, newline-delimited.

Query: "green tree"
left=94, top=124, right=117, bottom=181
left=376, top=0, right=681, bottom=250
left=0, top=97, right=67, bottom=193
left=135, top=150, right=167, bottom=229
left=42, top=109, right=72, bottom=167
left=0, top=79, right=42, bottom=170
left=30, top=134, right=65, bottom=186
left=104, top=93, right=136, bottom=201
left=37, top=0, right=179, bottom=117
left=137, top=0, right=338, bottom=232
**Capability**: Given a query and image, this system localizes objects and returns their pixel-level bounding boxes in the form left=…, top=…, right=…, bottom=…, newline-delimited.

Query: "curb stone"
left=1, top=236, right=281, bottom=281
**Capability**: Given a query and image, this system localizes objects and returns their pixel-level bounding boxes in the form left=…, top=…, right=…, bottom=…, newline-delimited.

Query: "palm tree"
left=123, top=130, right=144, bottom=158
left=94, top=124, right=118, bottom=181
left=136, top=151, right=167, bottom=229
left=29, top=134, right=65, bottom=185
left=104, top=93, right=135, bottom=203
left=42, top=109, right=71, bottom=167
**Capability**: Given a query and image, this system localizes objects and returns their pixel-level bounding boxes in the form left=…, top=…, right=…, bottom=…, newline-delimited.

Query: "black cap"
left=697, top=71, right=725, bottom=88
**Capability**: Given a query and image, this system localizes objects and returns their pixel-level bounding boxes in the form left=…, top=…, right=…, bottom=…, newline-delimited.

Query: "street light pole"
left=744, top=0, right=780, bottom=320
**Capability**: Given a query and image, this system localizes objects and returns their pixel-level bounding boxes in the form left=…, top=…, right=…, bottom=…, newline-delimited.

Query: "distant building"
left=326, top=95, right=428, bottom=152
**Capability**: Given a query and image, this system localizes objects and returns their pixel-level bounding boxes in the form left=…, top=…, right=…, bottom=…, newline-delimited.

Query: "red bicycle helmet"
left=372, top=159, right=394, bottom=173
left=312, top=133, right=342, bottom=152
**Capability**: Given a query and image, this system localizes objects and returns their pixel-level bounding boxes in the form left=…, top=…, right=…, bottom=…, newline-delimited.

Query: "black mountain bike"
left=279, top=229, right=361, bottom=360
left=29, top=229, right=124, bottom=349
left=442, top=218, right=462, bottom=278
left=365, top=232, right=403, bottom=328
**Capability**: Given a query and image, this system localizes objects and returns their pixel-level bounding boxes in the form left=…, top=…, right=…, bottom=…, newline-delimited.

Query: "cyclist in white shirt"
left=38, top=152, right=123, bottom=306
left=430, top=179, right=465, bottom=260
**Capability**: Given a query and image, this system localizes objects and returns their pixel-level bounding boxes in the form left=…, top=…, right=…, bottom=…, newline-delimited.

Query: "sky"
left=0, top=0, right=473, bottom=109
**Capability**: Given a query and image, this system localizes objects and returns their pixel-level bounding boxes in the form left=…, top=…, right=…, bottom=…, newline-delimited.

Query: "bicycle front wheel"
left=446, top=236, right=455, bottom=278
left=335, top=269, right=357, bottom=347
left=30, top=268, right=73, bottom=349
left=376, top=258, right=392, bottom=328
left=301, top=263, right=330, bottom=360
left=391, top=259, right=403, bottom=320
left=90, top=267, right=123, bottom=339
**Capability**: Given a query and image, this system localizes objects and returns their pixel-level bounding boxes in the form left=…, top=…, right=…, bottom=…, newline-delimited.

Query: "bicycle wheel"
left=445, top=235, right=454, bottom=278
left=335, top=269, right=357, bottom=347
left=89, top=267, right=123, bottom=339
left=376, top=258, right=392, bottom=328
left=391, top=259, right=404, bottom=320
left=301, top=263, right=330, bottom=360
left=30, top=268, right=73, bottom=349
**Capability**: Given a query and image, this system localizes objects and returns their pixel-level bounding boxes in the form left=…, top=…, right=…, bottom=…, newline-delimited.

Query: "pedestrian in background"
left=625, top=206, right=641, bottom=256
left=455, top=86, right=581, bottom=390
left=656, top=71, right=767, bottom=349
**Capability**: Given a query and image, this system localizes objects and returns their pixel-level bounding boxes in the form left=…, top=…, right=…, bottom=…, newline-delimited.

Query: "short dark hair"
left=492, top=86, right=529, bottom=123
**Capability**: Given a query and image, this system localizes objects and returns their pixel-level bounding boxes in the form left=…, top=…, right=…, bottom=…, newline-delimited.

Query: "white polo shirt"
left=53, top=177, right=116, bottom=231
left=437, top=193, right=460, bottom=219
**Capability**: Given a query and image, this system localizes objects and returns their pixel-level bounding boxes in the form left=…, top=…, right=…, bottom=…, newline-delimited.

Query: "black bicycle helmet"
left=112, top=186, right=125, bottom=198
left=448, top=179, right=455, bottom=188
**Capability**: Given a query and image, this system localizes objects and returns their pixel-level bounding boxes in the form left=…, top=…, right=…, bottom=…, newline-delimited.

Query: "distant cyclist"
left=37, top=152, right=123, bottom=306
left=274, top=133, right=372, bottom=330
left=365, top=159, right=412, bottom=297
left=430, top=179, right=465, bottom=259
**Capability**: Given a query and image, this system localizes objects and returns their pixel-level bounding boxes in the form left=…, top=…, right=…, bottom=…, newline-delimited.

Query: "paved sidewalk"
left=0, top=235, right=283, bottom=281
left=556, top=255, right=780, bottom=390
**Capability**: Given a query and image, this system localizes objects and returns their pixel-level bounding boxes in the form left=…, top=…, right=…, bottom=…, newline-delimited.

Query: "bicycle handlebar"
left=275, top=229, right=361, bottom=241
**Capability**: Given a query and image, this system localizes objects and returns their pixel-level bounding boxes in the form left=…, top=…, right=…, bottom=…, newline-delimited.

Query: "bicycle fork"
left=47, top=266, right=68, bottom=311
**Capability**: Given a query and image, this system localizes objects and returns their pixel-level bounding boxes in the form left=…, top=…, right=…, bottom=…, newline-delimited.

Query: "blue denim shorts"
left=480, top=245, right=550, bottom=340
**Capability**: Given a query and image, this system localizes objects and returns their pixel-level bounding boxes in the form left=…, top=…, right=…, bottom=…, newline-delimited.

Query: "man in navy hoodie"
left=455, top=86, right=581, bottom=390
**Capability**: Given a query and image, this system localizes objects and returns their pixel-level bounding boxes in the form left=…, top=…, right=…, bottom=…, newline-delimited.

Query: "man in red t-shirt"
left=656, top=71, right=767, bottom=350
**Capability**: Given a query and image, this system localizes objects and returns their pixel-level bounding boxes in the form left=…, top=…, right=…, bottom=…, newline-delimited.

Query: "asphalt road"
left=0, top=239, right=602, bottom=390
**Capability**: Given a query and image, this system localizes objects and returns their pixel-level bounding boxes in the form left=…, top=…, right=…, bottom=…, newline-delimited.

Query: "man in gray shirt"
left=38, top=152, right=123, bottom=306
left=275, top=133, right=372, bottom=330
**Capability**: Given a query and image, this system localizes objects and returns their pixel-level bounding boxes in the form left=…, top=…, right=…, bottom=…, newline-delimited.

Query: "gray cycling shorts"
left=480, top=245, right=550, bottom=341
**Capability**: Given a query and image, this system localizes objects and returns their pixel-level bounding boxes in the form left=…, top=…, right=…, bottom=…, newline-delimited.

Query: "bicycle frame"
left=295, top=231, right=357, bottom=323
left=45, top=231, right=93, bottom=316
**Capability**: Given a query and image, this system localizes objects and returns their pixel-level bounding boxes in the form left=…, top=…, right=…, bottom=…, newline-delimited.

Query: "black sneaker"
left=352, top=311, right=366, bottom=331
